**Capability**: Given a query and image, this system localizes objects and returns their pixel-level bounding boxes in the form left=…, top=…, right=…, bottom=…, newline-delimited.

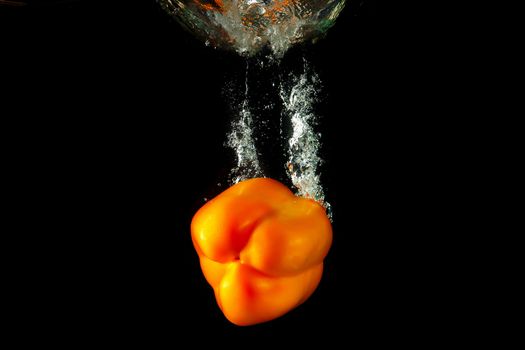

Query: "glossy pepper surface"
left=191, top=178, right=332, bottom=326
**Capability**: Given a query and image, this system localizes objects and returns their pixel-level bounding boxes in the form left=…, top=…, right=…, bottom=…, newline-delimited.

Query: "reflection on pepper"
left=191, top=178, right=332, bottom=326
left=194, top=0, right=298, bottom=24
left=194, top=0, right=224, bottom=11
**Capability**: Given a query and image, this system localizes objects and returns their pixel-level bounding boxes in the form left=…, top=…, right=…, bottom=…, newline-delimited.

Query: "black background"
left=2, top=0, right=446, bottom=345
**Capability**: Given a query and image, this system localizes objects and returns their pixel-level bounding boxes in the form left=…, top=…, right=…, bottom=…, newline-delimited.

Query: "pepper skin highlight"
left=191, top=178, right=332, bottom=326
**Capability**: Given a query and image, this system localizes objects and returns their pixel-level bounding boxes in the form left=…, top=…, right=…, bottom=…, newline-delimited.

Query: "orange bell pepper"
left=191, top=178, right=332, bottom=326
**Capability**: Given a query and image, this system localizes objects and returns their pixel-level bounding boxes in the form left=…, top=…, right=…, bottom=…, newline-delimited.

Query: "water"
left=159, top=0, right=346, bottom=57
left=159, top=1, right=338, bottom=216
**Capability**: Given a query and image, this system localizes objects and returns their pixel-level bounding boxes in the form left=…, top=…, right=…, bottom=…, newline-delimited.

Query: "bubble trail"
left=280, top=59, right=331, bottom=218
left=227, top=61, right=263, bottom=184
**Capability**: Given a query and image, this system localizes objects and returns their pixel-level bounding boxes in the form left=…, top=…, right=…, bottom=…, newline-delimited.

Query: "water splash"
left=160, top=0, right=347, bottom=58
left=280, top=60, right=331, bottom=217
left=227, top=62, right=263, bottom=183
left=211, top=3, right=307, bottom=58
